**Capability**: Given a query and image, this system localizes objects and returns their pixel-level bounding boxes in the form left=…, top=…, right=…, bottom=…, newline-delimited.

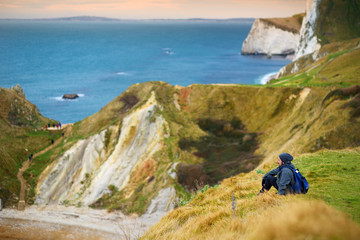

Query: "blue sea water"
left=0, top=21, right=290, bottom=123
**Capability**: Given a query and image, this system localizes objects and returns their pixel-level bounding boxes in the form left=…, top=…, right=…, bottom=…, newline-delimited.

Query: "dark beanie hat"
left=279, top=153, right=293, bottom=163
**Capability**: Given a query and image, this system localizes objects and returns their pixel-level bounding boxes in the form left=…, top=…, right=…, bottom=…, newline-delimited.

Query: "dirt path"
left=17, top=124, right=73, bottom=210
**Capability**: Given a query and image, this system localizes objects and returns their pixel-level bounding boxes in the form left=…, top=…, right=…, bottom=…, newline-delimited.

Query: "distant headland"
left=0, top=15, right=255, bottom=23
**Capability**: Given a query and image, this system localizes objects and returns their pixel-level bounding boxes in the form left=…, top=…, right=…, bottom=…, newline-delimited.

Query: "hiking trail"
left=17, top=124, right=73, bottom=210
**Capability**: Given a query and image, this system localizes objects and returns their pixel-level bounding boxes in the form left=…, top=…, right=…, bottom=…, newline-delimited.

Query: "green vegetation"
left=0, top=87, right=60, bottom=205
left=316, top=0, right=360, bottom=44
left=269, top=39, right=360, bottom=87
left=23, top=149, right=56, bottom=204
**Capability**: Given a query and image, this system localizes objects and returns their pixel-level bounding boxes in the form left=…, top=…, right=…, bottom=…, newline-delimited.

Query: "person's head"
left=277, top=152, right=293, bottom=166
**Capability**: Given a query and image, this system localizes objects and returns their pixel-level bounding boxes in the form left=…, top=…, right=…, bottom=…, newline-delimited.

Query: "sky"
left=0, top=0, right=307, bottom=19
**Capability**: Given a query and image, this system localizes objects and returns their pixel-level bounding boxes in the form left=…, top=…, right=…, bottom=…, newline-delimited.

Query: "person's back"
left=259, top=153, right=296, bottom=195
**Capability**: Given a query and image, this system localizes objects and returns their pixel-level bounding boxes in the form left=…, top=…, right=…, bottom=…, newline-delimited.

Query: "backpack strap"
left=281, top=165, right=295, bottom=172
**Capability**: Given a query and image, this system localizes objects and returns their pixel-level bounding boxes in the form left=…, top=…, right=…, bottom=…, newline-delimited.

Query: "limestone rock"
left=293, top=0, right=322, bottom=60
left=241, top=18, right=300, bottom=56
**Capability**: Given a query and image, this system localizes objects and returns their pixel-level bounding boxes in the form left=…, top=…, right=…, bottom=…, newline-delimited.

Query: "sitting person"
left=258, top=153, right=295, bottom=195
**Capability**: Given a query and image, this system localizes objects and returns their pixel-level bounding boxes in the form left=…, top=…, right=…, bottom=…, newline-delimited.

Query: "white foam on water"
left=162, top=48, right=173, bottom=55
left=51, top=96, right=65, bottom=102
left=116, top=72, right=129, bottom=76
left=256, top=71, right=278, bottom=85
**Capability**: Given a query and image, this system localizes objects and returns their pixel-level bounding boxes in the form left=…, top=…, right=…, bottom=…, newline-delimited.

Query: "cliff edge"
left=241, top=14, right=303, bottom=57
left=278, top=0, right=360, bottom=77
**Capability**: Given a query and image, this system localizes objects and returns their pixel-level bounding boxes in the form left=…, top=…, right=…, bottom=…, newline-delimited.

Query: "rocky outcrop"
left=10, top=84, right=26, bottom=98
left=35, top=91, right=169, bottom=208
left=241, top=16, right=302, bottom=57
left=62, top=94, right=79, bottom=100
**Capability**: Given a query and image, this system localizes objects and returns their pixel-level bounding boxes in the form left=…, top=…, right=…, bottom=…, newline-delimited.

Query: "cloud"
left=0, top=0, right=307, bottom=19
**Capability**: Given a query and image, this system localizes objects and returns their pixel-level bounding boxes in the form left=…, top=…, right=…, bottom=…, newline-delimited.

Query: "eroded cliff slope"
left=24, top=82, right=360, bottom=216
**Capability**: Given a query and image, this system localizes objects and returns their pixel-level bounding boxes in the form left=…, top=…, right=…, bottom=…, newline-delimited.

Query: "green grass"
left=23, top=149, right=57, bottom=203
left=294, top=150, right=360, bottom=222
left=23, top=138, right=70, bottom=203
left=271, top=37, right=360, bottom=87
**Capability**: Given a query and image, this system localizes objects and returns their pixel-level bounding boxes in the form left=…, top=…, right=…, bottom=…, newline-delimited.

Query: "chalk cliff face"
left=294, top=0, right=322, bottom=60
left=241, top=18, right=300, bottom=56
left=35, top=91, right=174, bottom=211
left=278, top=0, right=360, bottom=77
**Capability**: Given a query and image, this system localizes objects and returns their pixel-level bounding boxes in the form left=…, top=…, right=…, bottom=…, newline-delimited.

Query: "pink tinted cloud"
left=0, top=3, right=21, bottom=8
left=0, top=0, right=307, bottom=19
left=43, top=0, right=180, bottom=11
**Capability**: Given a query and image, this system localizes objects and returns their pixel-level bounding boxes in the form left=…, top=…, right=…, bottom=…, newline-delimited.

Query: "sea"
left=0, top=20, right=291, bottom=123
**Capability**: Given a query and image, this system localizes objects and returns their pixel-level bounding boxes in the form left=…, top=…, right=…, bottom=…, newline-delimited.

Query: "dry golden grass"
left=260, top=13, right=304, bottom=34
left=142, top=167, right=360, bottom=240
left=247, top=200, right=360, bottom=240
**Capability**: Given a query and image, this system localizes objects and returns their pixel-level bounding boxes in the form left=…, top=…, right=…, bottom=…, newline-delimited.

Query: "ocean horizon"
left=0, top=20, right=291, bottom=123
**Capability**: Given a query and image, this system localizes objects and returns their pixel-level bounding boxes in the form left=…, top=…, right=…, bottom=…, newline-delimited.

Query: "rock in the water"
left=63, top=94, right=79, bottom=100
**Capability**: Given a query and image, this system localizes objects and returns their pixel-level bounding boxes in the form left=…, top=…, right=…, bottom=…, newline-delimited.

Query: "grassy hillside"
left=22, top=80, right=360, bottom=215
left=142, top=149, right=360, bottom=239
left=271, top=38, right=360, bottom=86
left=315, top=0, right=360, bottom=45
left=0, top=86, right=60, bottom=206
left=90, top=82, right=359, bottom=214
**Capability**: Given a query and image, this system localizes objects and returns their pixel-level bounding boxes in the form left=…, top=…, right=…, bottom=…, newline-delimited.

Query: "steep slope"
left=25, top=82, right=360, bottom=216
left=241, top=14, right=303, bottom=56
left=142, top=149, right=360, bottom=239
left=35, top=91, right=169, bottom=207
left=279, top=0, right=360, bottom=77
left=295, top=0, right=360, bottom=60
left=0, top=85, right=60, bottom=206
left=273, top=38, right=360, bottom=85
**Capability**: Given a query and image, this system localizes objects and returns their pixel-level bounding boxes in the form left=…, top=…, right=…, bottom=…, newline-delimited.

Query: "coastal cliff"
left=241, top=15, right=303, bottom=56
left=293, top=0, right=322, bottom=60
left=278, top=0, right=360, bottom=77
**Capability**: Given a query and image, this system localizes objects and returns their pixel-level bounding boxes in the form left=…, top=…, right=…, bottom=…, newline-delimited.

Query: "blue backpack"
left=281, top=166, right=309, bottom=194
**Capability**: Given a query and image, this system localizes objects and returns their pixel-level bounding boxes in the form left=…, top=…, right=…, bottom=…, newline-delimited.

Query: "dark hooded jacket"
left=263, top=162, right=296, bottom=195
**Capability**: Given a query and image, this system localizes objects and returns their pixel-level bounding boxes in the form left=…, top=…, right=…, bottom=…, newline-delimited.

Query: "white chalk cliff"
left=35, top=91, right=175, bottom=212
left=294, top=0, right=322, bottom=60
left=277, top=0, right=322, bottom=77
left=241, top=19, right=300, bottom=56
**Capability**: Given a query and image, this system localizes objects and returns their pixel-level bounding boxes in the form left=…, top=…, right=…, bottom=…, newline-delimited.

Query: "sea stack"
left=62, top=94, right=79, bottom=100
